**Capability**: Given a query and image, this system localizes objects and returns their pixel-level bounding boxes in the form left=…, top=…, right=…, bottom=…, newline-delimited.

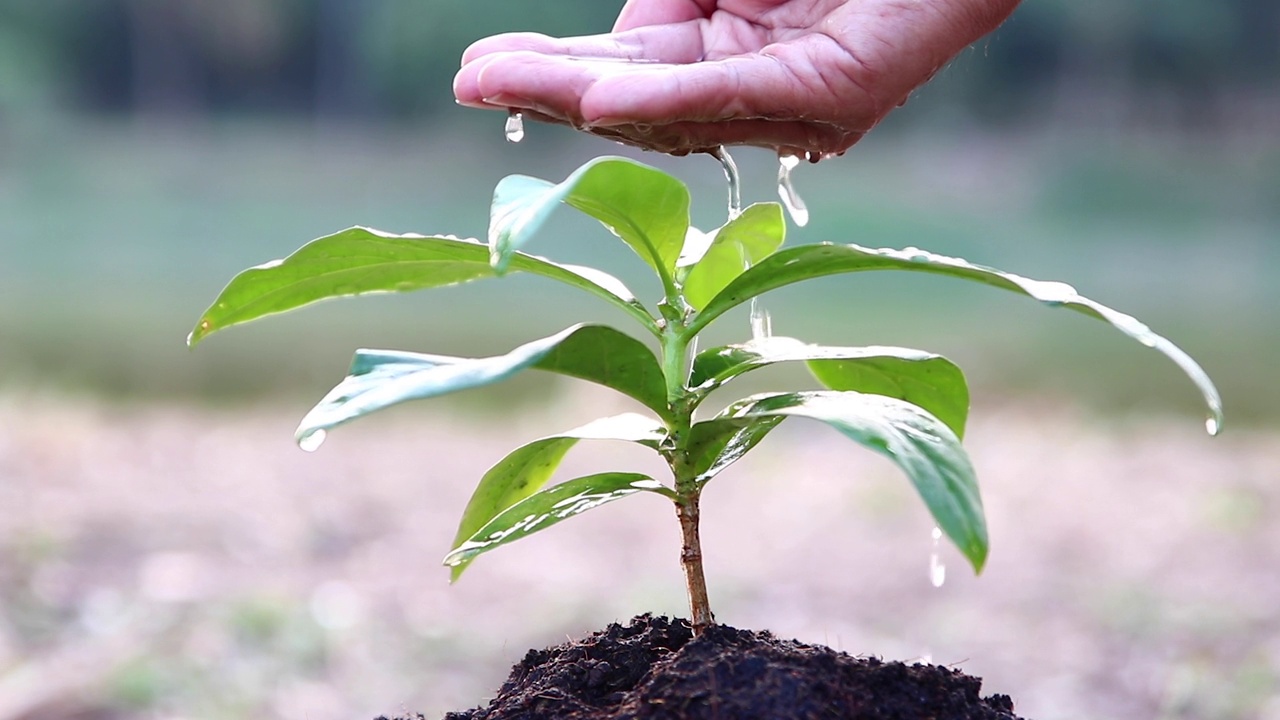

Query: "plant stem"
left=676, top=491, right=713, bottom=634
left=659, top=320, right=714, bottom=635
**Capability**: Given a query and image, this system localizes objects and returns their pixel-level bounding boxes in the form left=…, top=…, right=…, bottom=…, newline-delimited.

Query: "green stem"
left=660, top=317, right=713, bottom=635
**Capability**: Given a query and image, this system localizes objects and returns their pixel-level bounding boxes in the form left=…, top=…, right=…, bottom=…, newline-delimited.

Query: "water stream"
left=929, top=526, right=947, bottom=588
left=713, top=146, right=742, bottom=219
left=777, top=153, right=810, bottom=227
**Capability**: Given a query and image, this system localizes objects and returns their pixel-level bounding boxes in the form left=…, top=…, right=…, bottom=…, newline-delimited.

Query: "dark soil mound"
left=394, top=614, right=1025, bottom=720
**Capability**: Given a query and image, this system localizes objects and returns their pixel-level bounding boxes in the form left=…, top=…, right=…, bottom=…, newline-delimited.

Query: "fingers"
left=579, top=38, right=878, bottom=128
left=462, top=31, right=637, bottom=66
left=455, top=35, right=876, bottom=155
left=515, top=107, right=862, bottom=157
left=455, top=19, right=715, bottom=114
left=461, top=23, right=706, bottom=66
left=455, top=22, right=711, bottom=110
left=456, top=52, right=680, bottom=121
left=587, top=118, right=863, bottom=156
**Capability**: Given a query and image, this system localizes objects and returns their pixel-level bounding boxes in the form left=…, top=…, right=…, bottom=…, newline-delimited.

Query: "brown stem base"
left=677, top=494, right=713, bottom=635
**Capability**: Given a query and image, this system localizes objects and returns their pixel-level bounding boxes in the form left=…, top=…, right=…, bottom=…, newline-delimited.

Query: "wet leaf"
left=685, top=415, right=785, bottom=484
left=188, top=227, right=657, bottom=346
left=444, top=472, right=667, bottom=572
left=689, top=336, right=970, bottom=438
left=681, top=203, right=785, bottom=310
left=689, top=243, right=1221, bottom=429
left=489, top=157, right=690, bottom=280
left=295, top=324, right=669, bottom=445
left=449, top=414, right=671, bottom=581
left=719, top=390, right=988, bottom=572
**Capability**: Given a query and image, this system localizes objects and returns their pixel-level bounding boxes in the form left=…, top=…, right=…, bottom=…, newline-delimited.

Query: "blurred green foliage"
left=0, top=0, right=1276, bottom=122
left=0, top=1, right=1275, bottom=424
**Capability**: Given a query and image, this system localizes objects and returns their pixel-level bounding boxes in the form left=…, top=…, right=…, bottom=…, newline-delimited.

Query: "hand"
left=454, top=0, right=1021, bottom=157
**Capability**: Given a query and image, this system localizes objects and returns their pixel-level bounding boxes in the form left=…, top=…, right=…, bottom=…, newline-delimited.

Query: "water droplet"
left=1205, top=414, right=1222, bottom=436
left=749, top=297, right=772, bottom=340
left=504, top=110, right=525, bottom=143
left=687, top=335, right=700, bottom=381
left=713, top=146, right=741, bottom=219
left=298, top=429, right=327, bottom=453
left=776, top=153, right=810, bottom=227
left=929, top=526, right=947, bottom=588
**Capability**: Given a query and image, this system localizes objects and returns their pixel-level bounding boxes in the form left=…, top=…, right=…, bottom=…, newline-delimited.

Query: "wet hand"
left=454, top=0, right=1021, bottom=157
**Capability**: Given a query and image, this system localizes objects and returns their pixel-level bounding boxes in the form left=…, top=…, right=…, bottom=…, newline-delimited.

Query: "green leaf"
left=524, top=325, right=670, bottom=419
left=685, top=415, right=785, bottom=484
left=489, top=157, right=690, bottom=281
left=189, top=227, right=657, bottom=346
left=690, top=243, right=1222, bottom=430
left=449, top=413, right=671, bottom=581
left=719, top=390, right=988, bottom=572
left=689, top=336, right=970, bottom=438
left=807, top=355, right=968, bottom=440
left=294, top=324, right=669, bottom=445
left=681, top=203, right=785, bottom=310
left=444, top=472, right=667, bottom=573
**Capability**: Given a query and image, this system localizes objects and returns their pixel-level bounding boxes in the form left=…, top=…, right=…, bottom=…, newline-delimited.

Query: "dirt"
left=411, top=614, right=1022, bottom=720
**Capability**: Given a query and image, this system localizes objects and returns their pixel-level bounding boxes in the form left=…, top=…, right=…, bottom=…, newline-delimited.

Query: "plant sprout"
left=190, top=156, right=1221, bottom=635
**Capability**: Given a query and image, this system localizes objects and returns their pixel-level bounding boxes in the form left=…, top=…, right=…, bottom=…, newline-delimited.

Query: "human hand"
left=454, top=0, right=1021, bottom=157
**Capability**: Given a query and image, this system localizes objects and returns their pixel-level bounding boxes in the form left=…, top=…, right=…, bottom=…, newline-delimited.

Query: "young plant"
left=190, top=156, right=1221, bottom=635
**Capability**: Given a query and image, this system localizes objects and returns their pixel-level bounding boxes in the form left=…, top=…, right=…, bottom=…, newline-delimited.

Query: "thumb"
left=613, top=0, right=711, bottom=31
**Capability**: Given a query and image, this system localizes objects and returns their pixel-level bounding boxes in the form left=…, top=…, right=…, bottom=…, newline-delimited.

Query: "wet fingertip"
left=584, top=116, right=631, bottom=128
left=482, top=93, right=533, bottom=109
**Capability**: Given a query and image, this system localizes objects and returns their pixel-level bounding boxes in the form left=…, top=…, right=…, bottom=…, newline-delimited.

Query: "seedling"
left=190, top=156, right=1221, bottom=635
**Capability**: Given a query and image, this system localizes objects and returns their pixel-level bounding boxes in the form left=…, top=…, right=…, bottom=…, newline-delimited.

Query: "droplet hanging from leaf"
left=298, top=428, right=327, bottom=453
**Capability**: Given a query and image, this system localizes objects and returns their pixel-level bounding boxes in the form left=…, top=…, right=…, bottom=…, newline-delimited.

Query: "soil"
left=396, top=614, right=1024, bottom=720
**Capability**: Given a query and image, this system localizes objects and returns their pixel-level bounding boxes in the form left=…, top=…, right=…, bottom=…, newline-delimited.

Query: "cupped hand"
left=454, top=0, right=1021, bottom=156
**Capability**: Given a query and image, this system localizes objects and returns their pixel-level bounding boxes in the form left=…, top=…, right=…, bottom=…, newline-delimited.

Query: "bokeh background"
left=1, top=2, right=1277, bottom=719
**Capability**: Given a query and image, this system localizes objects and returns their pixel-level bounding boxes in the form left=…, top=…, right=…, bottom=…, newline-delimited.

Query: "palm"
left=454, top=0, right=1019, bottom=156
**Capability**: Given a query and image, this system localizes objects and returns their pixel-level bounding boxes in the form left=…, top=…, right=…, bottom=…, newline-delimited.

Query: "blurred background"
left=0, top=2, right=1276, bottom=719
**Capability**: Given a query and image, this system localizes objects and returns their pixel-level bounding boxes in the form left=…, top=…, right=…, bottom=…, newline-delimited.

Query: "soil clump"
left=390, top=614, right=1025, bottom=720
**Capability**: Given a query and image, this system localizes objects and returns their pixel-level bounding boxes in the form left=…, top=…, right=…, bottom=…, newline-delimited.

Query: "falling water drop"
left=687, top=336, right=700, bottom=381
left=298, top=429, right=327, bottom=453
left=713, top=146, right=741, bottom=219
left=504, top=110, right=525, bottom=143
left=776, top=153, right=810, bottom=227
left=929, top=526, right=947, bottom=588
left=749, top=297, right=773, bottom=340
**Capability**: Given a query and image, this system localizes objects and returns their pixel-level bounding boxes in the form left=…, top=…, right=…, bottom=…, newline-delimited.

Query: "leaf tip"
left=967, top=541, right=989, bottom=575
left=443, top=553, right=470, bottom=583
left=187, top=319, right=213, bottom=348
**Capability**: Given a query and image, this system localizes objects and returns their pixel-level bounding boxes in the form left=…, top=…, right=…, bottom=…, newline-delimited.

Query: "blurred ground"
left=1, top=387, right=1275, bottom=720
